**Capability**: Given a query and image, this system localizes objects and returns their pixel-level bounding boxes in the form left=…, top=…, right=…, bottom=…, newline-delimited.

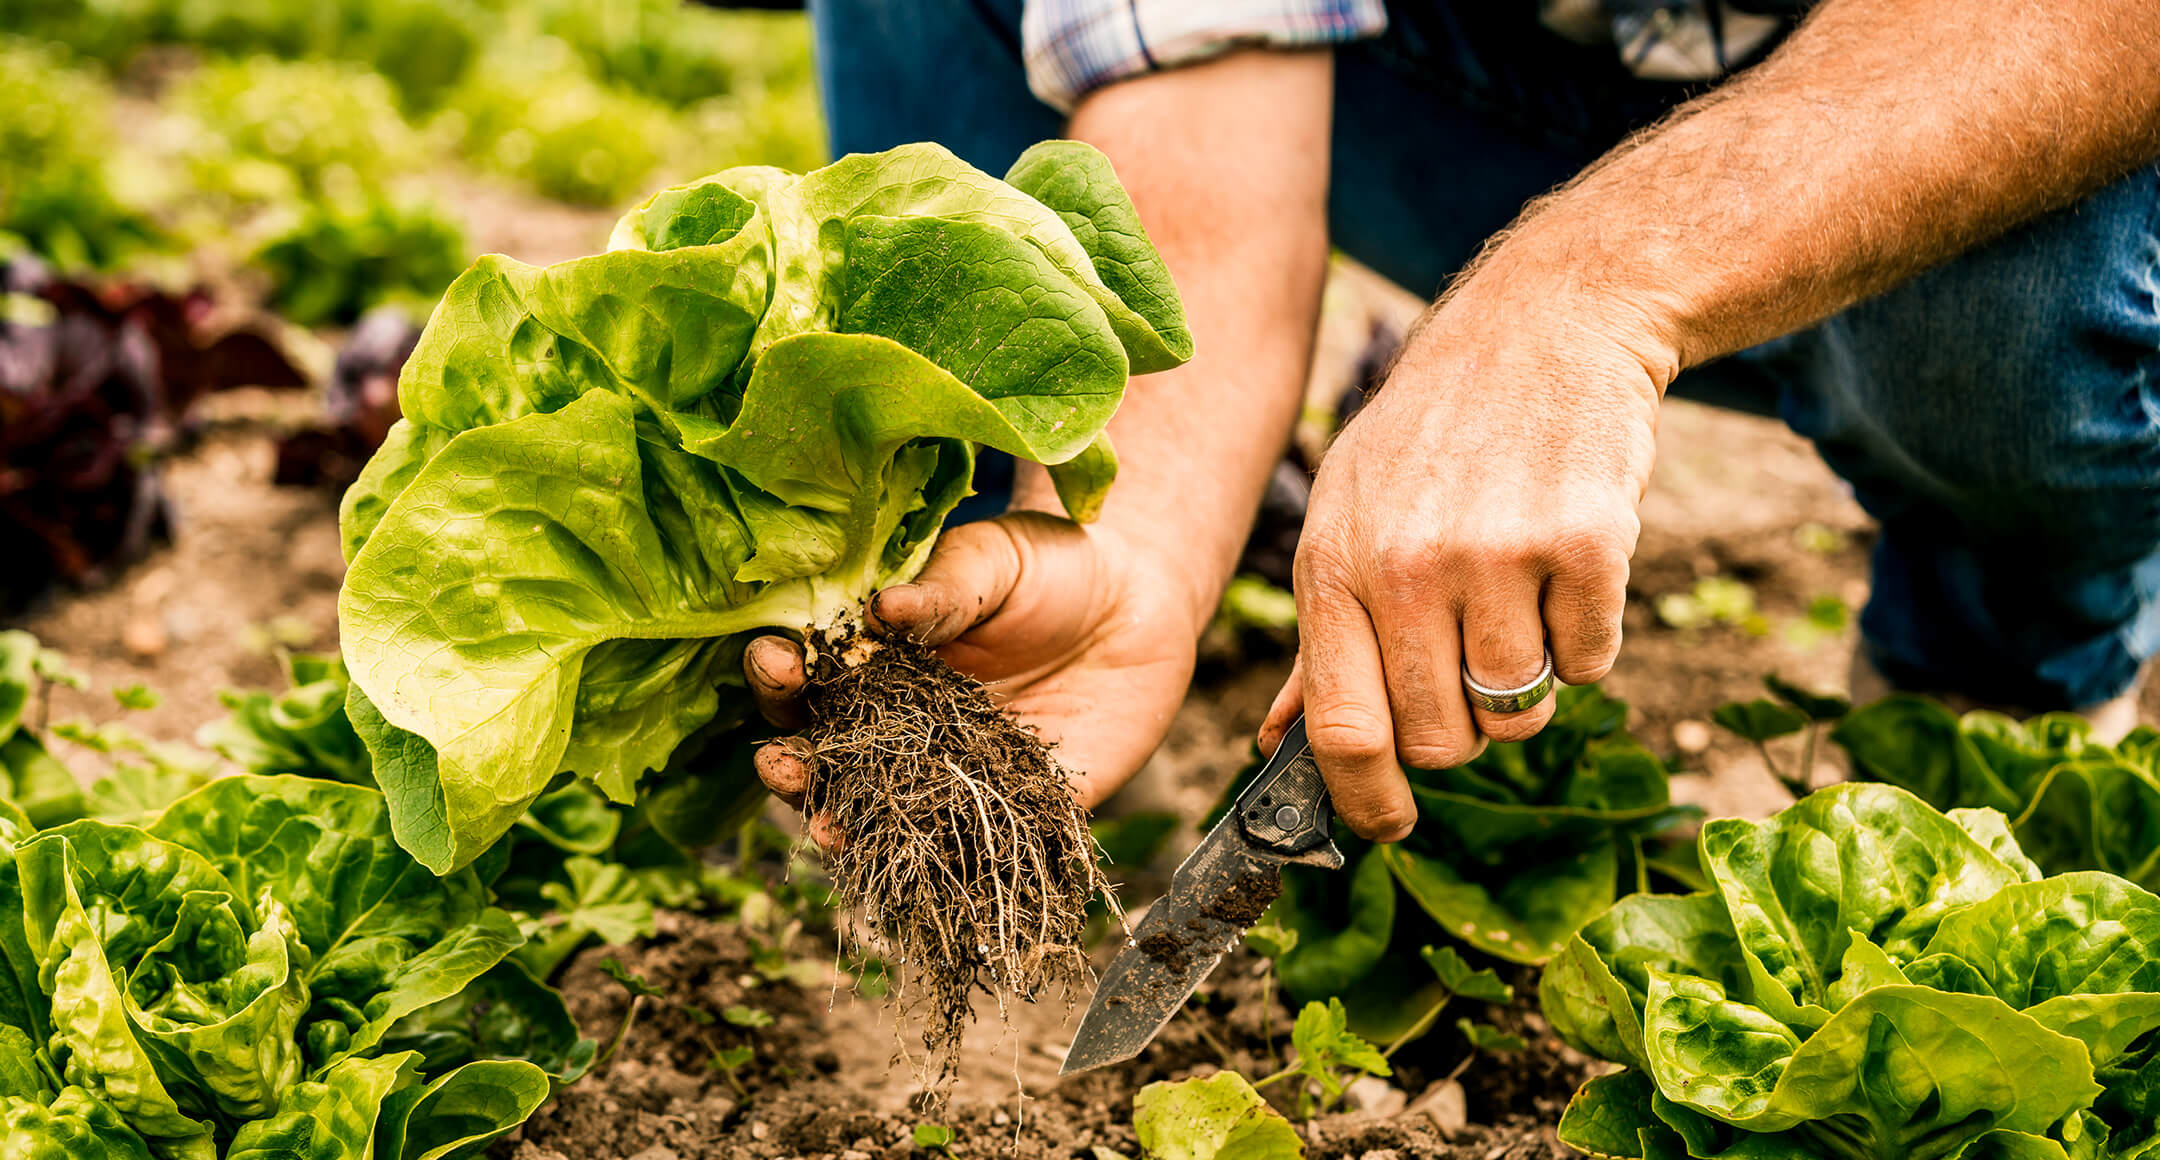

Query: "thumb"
left=867, top=518, right=1023, bottom=647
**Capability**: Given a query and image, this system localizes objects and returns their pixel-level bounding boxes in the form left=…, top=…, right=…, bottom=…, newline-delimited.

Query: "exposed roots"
left=801, top=628, right=1114, bottom=1105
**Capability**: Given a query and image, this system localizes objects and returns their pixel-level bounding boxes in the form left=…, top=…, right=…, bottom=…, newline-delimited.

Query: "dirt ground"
left=12, top=261, right=2118, bottom=1158
left=501, top=910, right=1585, bottom=1160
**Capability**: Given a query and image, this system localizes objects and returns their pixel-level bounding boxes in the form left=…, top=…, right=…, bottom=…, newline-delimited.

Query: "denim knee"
left=810, top=0, right=1058, bottom=169
left=1761, top=163, right=2160, bottom=707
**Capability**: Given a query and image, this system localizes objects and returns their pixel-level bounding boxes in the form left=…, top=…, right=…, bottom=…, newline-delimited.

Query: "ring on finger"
left=1462, top=650, right=1555, bottom=715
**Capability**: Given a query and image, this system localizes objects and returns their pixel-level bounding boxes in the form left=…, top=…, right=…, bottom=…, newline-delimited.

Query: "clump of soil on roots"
left=802, top=629, right=1114, bottom=1103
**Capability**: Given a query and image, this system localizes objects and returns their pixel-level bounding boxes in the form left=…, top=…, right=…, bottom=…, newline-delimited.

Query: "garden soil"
left=498, top=910, right=1586, bottom=1160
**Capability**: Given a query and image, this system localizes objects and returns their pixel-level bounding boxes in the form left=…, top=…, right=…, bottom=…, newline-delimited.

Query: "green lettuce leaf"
left=1131, top=1072, right=1301, bottom=1160
left=143, top=776, right=522, bottom=1068
left=338, top=142, right=1189, bottom=872
left=1837, top=697, right=2160, bottom=889
left=198, top=655, right=371, bottom=785
left=380, top=959, right=594, bottom=1084
left=0, top=1087, right=154, bottom=1160
left=0, top=774, right=559, bottom=1158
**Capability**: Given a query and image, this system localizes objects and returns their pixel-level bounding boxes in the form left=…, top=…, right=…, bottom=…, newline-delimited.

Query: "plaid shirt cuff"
left=1022, top=0, right=1388, bottom=113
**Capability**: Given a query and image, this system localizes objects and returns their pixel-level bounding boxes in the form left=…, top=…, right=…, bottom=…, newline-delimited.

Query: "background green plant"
left=0, top=0, right=824, bottom=304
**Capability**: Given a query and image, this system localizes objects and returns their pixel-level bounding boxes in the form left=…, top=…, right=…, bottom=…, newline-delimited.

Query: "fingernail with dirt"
left=867, top=585, right=918, bottom=634
left=747, top=638, right=794, bottom=689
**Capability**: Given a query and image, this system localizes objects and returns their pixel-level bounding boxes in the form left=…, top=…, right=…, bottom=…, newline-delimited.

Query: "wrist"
left=1467, top=215, right=1695, bottom=394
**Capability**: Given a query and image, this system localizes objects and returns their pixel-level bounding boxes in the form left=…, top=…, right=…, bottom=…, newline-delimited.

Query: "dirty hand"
left=746, top=511, right=1201, bottom=834
left=1261, top=263, right=1670, bottom=842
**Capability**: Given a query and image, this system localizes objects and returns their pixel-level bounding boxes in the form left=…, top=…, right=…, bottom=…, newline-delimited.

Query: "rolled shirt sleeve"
left=1022, top=0, right=1388, bottom=113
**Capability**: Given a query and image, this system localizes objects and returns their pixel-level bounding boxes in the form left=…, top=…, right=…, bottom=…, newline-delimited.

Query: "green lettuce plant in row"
left=337, top=140, right=1190, bottom=873
left=1543, top=781, right=2160, bottom=1159
left=1836, top=695, right=2160, bottom=889
left=0, top=775, right=589, bottom=1158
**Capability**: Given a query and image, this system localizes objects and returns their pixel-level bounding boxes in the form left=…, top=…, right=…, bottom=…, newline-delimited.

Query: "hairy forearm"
left=1483, top=0, right=2160, bottom=380
left=1010, top=50, right=1334, bottom=631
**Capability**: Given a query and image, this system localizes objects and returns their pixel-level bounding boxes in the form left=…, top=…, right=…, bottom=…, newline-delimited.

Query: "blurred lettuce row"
left=1239, top=686, right=1694, bottom=1041
left=165, top=56, right=469, bottom=324
left=0, top=42, right=467, bottom=323
left=1, top=0, right=814, bottom=115
left=1835, top=695, right=2160, bottom=891
left=5, top=0, right=824, bottom=209
left=0, top=39, right=166, bottom=271
left=433, top=25, right=822, bottom=209
left=1544, top=782, right=2160, bottom=1160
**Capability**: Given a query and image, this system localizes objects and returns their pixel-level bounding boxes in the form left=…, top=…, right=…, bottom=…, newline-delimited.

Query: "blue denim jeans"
left=811, top=0, right=2160, bottom=711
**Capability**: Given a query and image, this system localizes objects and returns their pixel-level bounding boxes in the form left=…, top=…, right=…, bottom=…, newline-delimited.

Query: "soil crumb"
left=801, top=630, right=1113, bottom=1104
left=1135, top=931, right=1191, bottom=973
left=1201, top=868, right=1282, bottom=926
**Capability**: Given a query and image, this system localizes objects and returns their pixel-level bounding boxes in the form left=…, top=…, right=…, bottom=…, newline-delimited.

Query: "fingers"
left=745, top=635, right=809, bottom=730
left=754, top=737, right=812, bottom=807
left=1367, top=573, right=1483, bottom=771
left=867, top=519, right=1023, bottom=646
left=1543, top=539, right=1628, bottom=685
left=1460, top=582, right=1558, bottom=744
left=1292, top=559, right=1419, bottom=842
left=1258, top=657, right=1304, bottom=756
left=754, top=739, right=844, bottom=850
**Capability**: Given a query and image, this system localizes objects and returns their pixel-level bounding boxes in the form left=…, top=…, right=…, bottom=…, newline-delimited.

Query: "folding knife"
left=1061, top=715, right=1342, bottom=1073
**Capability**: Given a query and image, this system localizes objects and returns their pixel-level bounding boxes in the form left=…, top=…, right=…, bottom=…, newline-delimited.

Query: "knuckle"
left=1304, top=709, right=1393, bottom=764
left=1372, top=541, right=1435, bottom=589
left=1546, top=522, right=1634, bottom=577
left=1343, top=800, right=1419, bottom=841
left=1478, top=709, right=1551, bottom=744
left=1293, top=537, right=1356, bottom=592
left=1467, top=624, right=1547, bottom=677
left=1556, top=649, right=1619, bottom=685
left=1397, top=742, right=1471, bottom=770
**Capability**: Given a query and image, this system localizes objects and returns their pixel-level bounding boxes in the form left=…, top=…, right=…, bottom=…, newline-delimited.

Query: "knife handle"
left=1233, top=716, right=1344, bottom=869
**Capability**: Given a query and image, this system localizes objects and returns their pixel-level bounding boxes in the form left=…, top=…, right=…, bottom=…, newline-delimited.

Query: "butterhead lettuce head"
left=1543, top=782, right=2160, bottom=1159
left=336, top=142, right=1190, bottom=873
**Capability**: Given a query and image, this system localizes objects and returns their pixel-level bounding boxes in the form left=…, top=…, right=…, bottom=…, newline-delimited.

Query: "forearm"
left=1009, top=50, right=1335, bottom=632
left=1478, top=0, right=2160, bottom=380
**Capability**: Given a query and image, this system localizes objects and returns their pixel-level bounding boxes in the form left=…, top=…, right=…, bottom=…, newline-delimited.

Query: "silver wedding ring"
left=1463, top=650, right=1556, bottom=715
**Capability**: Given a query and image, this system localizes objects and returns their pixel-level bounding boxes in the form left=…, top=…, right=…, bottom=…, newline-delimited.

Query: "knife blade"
left=1061, top=715, right=1342, bottom=1074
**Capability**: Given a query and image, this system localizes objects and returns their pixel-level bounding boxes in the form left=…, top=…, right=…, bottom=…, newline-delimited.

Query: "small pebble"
left=1672, top=719, right=1714, bottom=754
left=750, top=1121, right=770, bottom=1141
left=1401, top=1079, right=1467, bottom=1138
left=121, top=611, right=168, bottom=657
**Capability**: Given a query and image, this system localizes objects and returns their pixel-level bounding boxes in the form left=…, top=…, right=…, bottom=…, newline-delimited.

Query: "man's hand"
left=1266, top=0, right=2160, bottom=842
left=745, top=512, right=1205, bottom=828
left=1260, top=264, right=1662, bottom=841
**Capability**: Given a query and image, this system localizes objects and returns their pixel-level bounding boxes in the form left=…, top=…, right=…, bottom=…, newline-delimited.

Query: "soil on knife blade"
left=497, top=913, right=1586, bottom=1160
left=799, top=630, right=1110, bottom=1103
